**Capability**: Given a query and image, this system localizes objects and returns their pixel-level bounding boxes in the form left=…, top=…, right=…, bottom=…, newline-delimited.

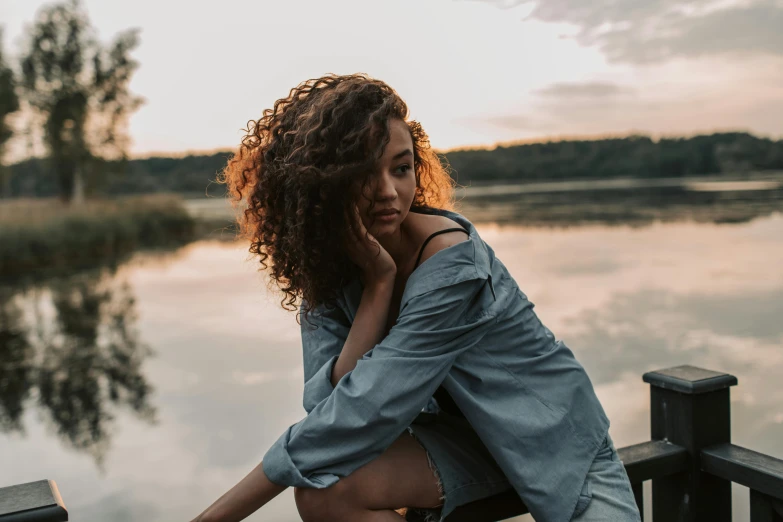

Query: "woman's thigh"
left=294, top=430, right=443, bottom=513
left=571, top=433, right=642, bottom=521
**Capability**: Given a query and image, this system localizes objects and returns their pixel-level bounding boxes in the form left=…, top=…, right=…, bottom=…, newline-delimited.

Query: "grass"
left=0, top=194, right=196, bottom=284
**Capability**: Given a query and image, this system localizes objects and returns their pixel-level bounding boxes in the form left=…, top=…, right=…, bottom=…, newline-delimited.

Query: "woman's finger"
left=348, top=205, right=375, bottom=249
left=344, top=205, right=370, bottom=264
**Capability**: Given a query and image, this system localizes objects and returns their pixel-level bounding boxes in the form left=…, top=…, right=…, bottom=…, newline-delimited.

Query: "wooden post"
left=632, top=482, right=644, bottom=518
left=643, top=365, right=738, bottom=522
left=750, top=490, right=783, bottom=522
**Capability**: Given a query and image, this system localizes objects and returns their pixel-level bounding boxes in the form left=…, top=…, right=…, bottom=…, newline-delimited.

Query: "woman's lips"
left=373, top=210, right=399, bottom=222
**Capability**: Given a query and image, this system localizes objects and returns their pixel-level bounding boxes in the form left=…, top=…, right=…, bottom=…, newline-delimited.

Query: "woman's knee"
left=294, top=480, right=352, bottom=522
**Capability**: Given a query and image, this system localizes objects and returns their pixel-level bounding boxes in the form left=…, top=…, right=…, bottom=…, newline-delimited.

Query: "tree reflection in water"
left=0, top=266, right=156, bottom=467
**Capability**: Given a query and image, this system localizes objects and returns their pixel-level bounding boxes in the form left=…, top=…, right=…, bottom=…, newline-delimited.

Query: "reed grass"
left=0, top=194, right=195, bottom=283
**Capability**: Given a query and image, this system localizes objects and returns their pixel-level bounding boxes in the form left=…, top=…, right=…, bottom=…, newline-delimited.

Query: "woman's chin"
left=371, top=227, right=396, bottom=237
left=370, top=222, right=399, bottom=236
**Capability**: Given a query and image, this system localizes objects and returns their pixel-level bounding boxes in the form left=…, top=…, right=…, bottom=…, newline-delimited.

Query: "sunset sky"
left=2, top=0, right=782, bottom=158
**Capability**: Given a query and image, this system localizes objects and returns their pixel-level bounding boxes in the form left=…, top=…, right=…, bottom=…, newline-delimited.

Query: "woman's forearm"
left=331, top=278, right=394, bottom=386
left=191, top=460, right=286, bottom=522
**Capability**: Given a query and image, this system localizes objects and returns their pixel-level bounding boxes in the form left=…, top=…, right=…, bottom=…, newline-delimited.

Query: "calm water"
left=2, top=210, right=783, bottom=522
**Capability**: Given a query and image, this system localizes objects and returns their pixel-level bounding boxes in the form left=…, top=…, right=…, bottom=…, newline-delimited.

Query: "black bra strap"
left=414, top=227, right=469, bottom=269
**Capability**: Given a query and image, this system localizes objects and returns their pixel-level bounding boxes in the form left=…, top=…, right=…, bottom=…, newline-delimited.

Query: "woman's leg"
left=294, top=431, right=442, bottom=522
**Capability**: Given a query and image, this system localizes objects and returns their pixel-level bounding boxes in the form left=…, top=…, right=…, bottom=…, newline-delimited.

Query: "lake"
left=2, top=203, right=782, bottom=521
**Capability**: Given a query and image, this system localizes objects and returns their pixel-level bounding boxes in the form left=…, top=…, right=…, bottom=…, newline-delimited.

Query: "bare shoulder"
left=413, top=213, right=470, bottom=267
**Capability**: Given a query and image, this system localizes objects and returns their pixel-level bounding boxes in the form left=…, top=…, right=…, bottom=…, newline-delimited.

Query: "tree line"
left=444, top=132, right=783, bottom=184
left=4, top=131, right=783, bottom=198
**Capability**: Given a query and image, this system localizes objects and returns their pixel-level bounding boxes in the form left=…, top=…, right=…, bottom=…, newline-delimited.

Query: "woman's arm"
left=330, top=278, right=394, bottom=386
left=301, top=277, right=394, bottom=413
left=190, top=280, right=395, bottom=522
left=301, top=205, right=396, bottom=412
left=190, top=461, right=285, bottom=522
left=262, top=276, right=499, bottom=490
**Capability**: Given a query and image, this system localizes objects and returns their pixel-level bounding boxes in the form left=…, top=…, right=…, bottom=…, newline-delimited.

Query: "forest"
left=5, top=131, right=782, bottom=198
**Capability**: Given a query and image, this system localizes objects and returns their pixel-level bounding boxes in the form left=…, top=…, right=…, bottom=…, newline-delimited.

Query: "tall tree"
left=0, top=28, right=20, bottom=199
left=19, top=0, right=143, bottom=203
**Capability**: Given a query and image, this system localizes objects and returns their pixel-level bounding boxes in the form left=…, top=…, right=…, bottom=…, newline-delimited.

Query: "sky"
left=1, top=0, right=782, bottom=159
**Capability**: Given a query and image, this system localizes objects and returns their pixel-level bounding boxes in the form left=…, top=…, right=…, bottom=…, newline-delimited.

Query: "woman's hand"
left=188, top=461, right=286, bottom=522
left=344, top=204, right=397, bottom=286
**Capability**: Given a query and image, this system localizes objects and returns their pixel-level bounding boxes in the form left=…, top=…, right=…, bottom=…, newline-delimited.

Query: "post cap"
left=0, top=479, right=68, bottom=521
left=643, top=365, right=738, bottom=394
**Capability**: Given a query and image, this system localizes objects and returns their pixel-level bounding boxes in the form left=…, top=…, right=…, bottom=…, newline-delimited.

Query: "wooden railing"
left=1, top=365, right=781, bottom=522
left=432, top=365, right=783, bottom=522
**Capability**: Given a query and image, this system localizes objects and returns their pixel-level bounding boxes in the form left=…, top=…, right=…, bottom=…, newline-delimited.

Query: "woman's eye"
left=395, top=164, right=411, bottom=175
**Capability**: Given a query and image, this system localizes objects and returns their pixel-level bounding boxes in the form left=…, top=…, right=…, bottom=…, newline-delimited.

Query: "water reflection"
left=0, top=206, right=781, bottom=522
left=457, top=184, right=783, bottom=227
left=186, top=182, right=783, bottom=230
left=0, top=267, right=156, bottom=466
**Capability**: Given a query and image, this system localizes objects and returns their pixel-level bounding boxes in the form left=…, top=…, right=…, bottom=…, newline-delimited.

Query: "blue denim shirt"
left=262, top=207, right=610, bottom=522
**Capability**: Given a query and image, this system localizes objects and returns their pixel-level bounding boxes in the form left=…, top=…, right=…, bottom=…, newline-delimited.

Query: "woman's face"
left=355, top=119, right=417, bottom=237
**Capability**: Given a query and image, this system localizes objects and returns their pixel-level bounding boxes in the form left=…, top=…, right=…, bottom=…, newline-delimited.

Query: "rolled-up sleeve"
left=300, top=300, right=351, bottom=414
left=263, top=276, right=498, bottom=488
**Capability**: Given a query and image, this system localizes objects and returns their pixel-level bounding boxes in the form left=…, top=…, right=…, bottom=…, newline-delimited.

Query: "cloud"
left=561, top=285, right=783, bottom=453
left=463, top=0, right=783, bottom=63
left=463, top=53, right=783, bottom=140
left=592, top=2, right=783, bottom=63
left=561, top=285, right=783, bottom=386
left=534, top=81, right=634, bottom=98
left=457, top=113, right=557, bottom=133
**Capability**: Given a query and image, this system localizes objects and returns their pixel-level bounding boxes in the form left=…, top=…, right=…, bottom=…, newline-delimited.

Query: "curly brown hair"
left=218, top=73, right=457, bottom=322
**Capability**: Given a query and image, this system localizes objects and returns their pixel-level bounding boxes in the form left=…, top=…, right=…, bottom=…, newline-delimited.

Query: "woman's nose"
left=374, top=174, right=397, bottom=200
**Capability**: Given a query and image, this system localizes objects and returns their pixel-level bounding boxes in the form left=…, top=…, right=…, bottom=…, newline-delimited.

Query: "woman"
left=191, top=73, right=640, bottom=522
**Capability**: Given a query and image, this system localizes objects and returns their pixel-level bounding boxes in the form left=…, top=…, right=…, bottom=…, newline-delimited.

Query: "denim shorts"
left=401, top=407, right=641, bottom=522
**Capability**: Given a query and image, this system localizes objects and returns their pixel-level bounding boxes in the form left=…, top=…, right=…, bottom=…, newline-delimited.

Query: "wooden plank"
left=617, top=440, right=689, bottom=484
left=702, top=444, right=783, bottom=501
left=0, top=480, right=68, bottom=522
